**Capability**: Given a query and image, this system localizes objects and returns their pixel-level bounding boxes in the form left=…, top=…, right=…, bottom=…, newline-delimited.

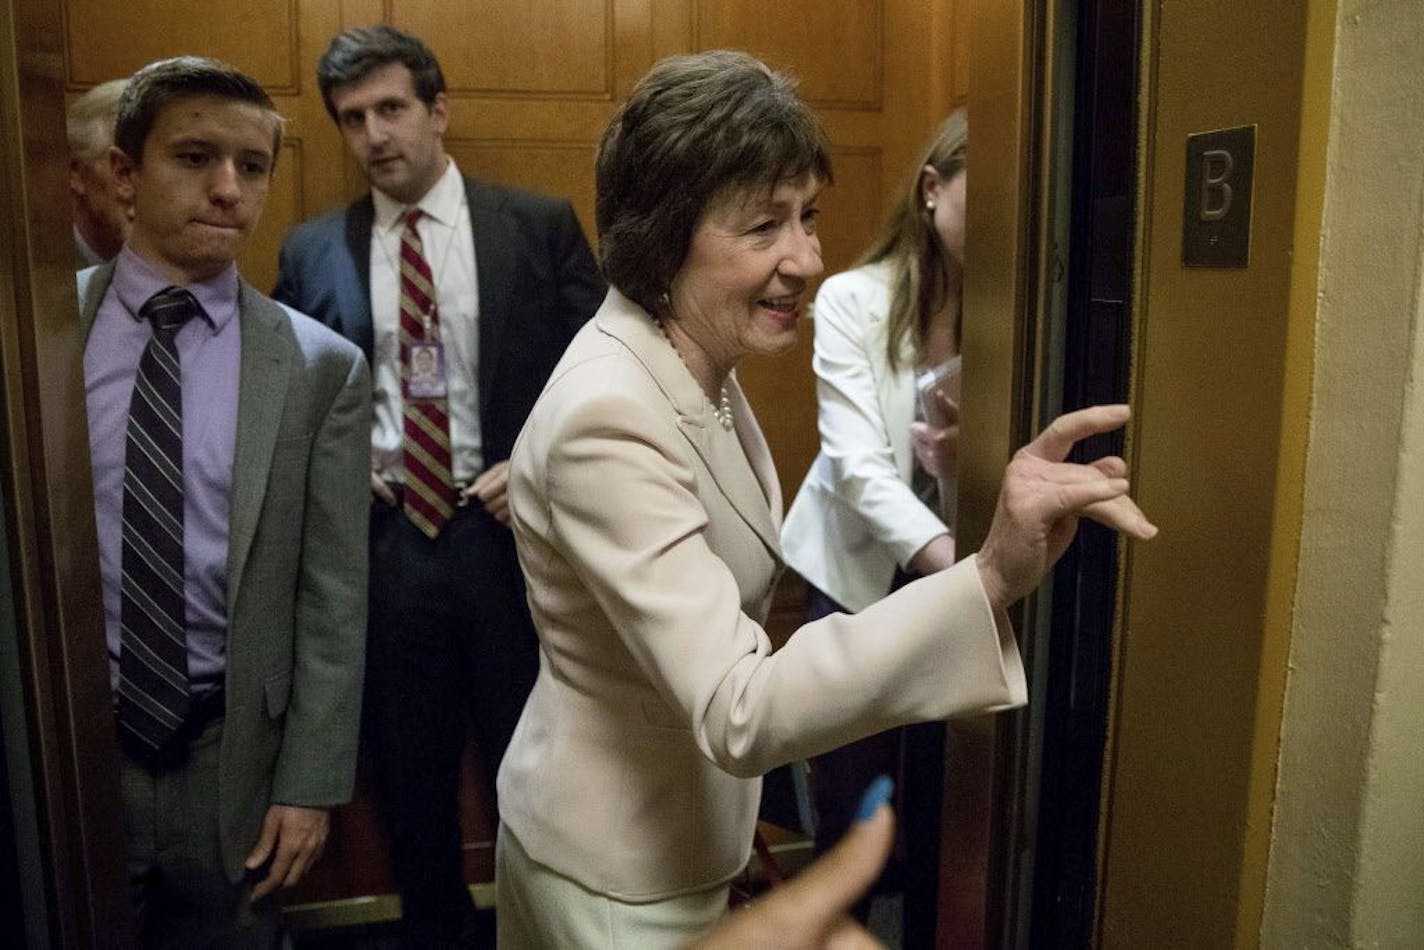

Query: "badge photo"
left=407, top=340, right=448, bottom=399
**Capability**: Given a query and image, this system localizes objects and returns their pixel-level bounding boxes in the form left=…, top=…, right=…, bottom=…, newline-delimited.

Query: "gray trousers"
left=121, top=718, right=279, bottom=948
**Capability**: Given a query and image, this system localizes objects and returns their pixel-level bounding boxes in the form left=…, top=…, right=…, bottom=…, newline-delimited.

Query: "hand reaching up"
left=976, top=404, right=1157, bottom=611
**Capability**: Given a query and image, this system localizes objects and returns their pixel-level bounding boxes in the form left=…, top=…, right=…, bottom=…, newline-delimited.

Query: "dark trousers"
left=804, top=574, right=945, bottom=937
left=365, top=498, right=540, bottom=943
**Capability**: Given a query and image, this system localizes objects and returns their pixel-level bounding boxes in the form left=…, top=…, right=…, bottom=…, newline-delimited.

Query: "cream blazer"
left=497, top=288, right=1025, bottom=902
left=783, top=263, right=951, bottom=611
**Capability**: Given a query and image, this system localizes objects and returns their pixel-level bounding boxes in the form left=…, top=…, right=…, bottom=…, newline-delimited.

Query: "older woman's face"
left=667, top=174, right=824, bottom=369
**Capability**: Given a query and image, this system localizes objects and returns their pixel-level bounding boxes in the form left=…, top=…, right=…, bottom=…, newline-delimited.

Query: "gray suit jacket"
left=80, top=262, right=371, bottom=882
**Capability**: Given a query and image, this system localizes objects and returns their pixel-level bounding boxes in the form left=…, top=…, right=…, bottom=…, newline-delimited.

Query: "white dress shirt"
left=369, top=159, right=484, bottom=482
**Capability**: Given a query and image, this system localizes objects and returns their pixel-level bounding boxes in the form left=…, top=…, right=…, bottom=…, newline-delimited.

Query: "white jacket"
left=782, top=263, right=952, bottom=612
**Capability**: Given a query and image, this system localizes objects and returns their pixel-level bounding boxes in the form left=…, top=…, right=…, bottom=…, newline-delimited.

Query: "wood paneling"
left=394, top=0, right=613, bottom=97
left=241, top=138, right=302, bottom=295
left=696, top=0, right=882, bottom=109
left=63, top=0, right=300, bottom=91
left=445, top=140, right=599, bottom=245
left=952, top=0, right=970, bottom=105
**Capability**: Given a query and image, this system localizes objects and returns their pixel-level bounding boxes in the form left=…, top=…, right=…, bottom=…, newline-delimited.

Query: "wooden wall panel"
left=818, top=149, right=882, bottom=278
left=695, top=0, right=882, bottom=109
left=951, top=0, right=970, bottom=105
left=445, top=140, right=599, bottom=241
left=63, top=0, right=300, bottom=91
left=241, top=138, right=302, bottom=294
left=393, top=0, right=613, bottom=97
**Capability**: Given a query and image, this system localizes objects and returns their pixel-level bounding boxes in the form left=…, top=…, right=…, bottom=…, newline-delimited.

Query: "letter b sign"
left=1183, top=125, right=1255, bottom=268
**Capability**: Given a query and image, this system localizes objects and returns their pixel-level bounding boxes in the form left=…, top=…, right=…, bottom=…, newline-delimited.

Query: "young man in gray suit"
left=81, top=56, right=370, bottom=944
left=272, top=24, right=604, bottom=943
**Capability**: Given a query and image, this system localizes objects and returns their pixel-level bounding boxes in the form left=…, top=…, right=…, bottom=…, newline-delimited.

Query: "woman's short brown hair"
left=595, top=50, right=833, bottom=316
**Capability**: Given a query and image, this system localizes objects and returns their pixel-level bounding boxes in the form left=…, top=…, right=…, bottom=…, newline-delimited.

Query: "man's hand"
left=468, top=459, right=511, bottom=525
left=692, top=778, right=895, bottom=949
left=245, top=805, right=330, bottom=902
left=371, top=471, right=397, bottom=507
left=977, top=404, right=1157, bottom=611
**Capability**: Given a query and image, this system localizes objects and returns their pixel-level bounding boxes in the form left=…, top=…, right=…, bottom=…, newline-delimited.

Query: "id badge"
left=406, top=340, right=448, bottom=399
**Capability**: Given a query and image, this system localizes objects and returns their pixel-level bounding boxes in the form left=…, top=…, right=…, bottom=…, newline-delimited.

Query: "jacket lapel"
left=728, top=378, right=783, bottom=535
left=78, top=260, right=118, bottom=339
left=884, top=352, right=919, bottom=483
left=225, top=283, right=292, bottom=608
left=597, top=292, right=782, bottom=556
left=468, top=178, right=515, bottom=413
left=340, top=196, right=376, bottom=359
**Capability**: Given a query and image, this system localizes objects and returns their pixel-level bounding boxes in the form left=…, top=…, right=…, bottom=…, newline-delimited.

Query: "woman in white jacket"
left=781, top=112, right=969, bottom=903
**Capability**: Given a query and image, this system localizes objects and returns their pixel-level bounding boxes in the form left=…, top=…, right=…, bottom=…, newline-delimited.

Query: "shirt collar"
left=373, top=158, right=465, bottom=233
left=111, top=245, right=239, bottom=331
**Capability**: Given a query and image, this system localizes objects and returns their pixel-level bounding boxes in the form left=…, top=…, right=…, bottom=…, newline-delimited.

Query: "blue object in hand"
left=855, top=774, right=894, bottom=823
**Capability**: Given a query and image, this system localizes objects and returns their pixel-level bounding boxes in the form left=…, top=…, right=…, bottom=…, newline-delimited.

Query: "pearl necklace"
left=656, top=316, right=734, bottom=431
left=712, top=387, right=734, bottom=430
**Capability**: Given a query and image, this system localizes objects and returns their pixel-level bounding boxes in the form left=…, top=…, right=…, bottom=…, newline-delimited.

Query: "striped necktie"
left=400, top=209, right=455, bottom=538
left=118, top=285, right=199, bottom=757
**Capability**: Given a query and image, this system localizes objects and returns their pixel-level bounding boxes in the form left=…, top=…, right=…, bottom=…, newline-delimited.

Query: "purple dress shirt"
left=84, top=247, right=242, bottom=695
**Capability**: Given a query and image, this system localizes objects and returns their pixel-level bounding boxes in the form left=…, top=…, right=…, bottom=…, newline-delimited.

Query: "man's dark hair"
left=595, top=50, right=833, bottom=317
left=317, top=25, right=446, bottom=120
left=114, top=56, right=282, bottom=164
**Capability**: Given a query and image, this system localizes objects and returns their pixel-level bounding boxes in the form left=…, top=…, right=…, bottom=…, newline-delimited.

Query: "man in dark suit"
left=82, top=57, right=369, bottom=944
left=272, top=24, right=605, bottom=942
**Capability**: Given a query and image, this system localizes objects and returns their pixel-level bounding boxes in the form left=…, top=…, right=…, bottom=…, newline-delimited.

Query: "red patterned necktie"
left=399, top=209, right=455, bottom=538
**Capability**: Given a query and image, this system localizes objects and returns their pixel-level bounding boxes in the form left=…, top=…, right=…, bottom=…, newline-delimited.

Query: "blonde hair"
left=860, top=110, right=967, bottom=372
left=66, top=78, right=128, bottom=161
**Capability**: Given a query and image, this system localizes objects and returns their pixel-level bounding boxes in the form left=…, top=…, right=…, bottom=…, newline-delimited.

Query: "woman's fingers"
left=1091, top=455, right=1128, bottom=479
left=1021, top=457, right=1127, bottom=486
left=1081, top=495, right=1157, bottom=539
left=1050, top=477, right=1130, bottom=512
left=934, top=391, right=960, bottom=425
left=977, top=405, right=1156, bottom=610
left=1025, top=404, right=1131, bottom=463
left=1021, top=464, right=1156, bottom=539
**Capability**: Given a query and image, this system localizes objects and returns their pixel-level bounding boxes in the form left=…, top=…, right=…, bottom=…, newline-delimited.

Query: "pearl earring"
left=925, top=199, right=936, bottom=212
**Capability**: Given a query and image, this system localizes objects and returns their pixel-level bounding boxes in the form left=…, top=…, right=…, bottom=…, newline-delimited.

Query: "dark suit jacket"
left=272, top=177, right=605, bottom=467
left=80, top=263, right=372, bottom=883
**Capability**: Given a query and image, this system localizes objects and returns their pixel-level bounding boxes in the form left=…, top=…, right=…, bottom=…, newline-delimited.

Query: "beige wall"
left=1263, top=1, right=1424, bottom=945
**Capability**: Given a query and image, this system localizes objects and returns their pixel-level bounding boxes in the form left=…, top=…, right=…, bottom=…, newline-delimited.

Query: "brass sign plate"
left=1183, top=125, right=1255, bottom=268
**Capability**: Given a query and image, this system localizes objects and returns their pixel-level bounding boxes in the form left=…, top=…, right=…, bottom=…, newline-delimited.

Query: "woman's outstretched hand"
left=691, top=778, right=896, bottom=949
left=976, top=404, right=1156, bottom=611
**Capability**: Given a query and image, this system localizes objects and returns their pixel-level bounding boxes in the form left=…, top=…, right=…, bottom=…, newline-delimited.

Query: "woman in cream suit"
left=495, top=52, right=1155, bottom=947
left=781, top=113, right=969, bottom=896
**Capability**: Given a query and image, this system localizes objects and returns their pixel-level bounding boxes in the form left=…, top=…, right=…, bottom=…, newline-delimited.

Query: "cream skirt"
left=495, top=823, right=730, bottom=948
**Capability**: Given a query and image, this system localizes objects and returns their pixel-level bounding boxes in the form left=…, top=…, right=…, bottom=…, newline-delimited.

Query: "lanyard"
left=378, top=192, right=469, bottom=338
